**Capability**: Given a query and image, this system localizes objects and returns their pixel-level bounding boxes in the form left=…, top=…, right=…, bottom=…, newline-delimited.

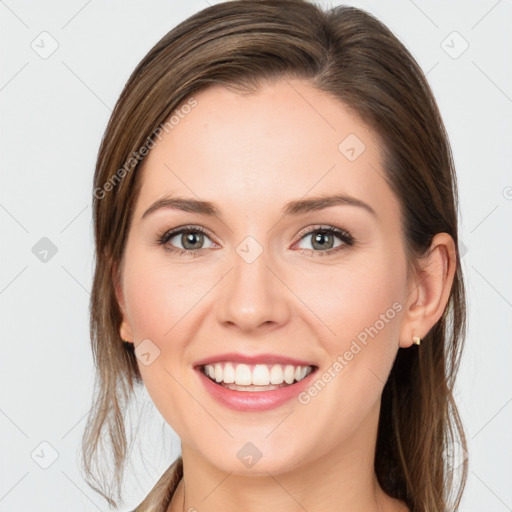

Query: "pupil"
left=183, top=232, right=203, bottom=249
left=313, top=232, right=333, bottom=250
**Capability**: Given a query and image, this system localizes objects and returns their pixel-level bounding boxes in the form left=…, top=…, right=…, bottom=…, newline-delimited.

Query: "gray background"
left=1, top=0, right=511, bottom=510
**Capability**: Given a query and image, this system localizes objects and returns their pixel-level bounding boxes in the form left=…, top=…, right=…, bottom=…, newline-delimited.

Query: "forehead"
left=134, top=78, right=399, bottom=224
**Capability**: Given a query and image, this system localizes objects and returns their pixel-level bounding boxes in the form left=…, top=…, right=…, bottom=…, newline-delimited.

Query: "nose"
left=215, top=244, right=292, bottom=333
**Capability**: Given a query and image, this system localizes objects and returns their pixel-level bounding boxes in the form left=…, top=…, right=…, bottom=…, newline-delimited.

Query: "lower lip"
left=196, top=367, right=317, bottom=412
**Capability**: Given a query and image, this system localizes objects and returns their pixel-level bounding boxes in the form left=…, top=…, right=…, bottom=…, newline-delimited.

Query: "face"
left=116, top=78, right=413, bottom=476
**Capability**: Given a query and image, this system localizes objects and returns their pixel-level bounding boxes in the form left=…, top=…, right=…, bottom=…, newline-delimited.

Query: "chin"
left=189, top=435, right=310, bottom=477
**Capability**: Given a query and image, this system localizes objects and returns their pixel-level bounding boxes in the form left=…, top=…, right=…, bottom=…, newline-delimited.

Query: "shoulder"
left=131, top=457, right=183, bottom=512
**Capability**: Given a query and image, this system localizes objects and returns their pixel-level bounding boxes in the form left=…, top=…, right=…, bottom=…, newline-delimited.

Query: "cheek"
left=121, top=254, right=195, bottom=434
left=294, top=254, right=404, bottom=346
left=292, top=251, right=405, bottom=408
left=288, top=259, right=405, bottom=449
left=120, top=247, right=217, bottom=427
left=122, top=248, right=201, bottom=341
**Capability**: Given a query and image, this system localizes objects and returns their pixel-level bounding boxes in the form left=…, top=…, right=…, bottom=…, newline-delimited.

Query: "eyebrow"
left=141, top=193, right=377, bottom=220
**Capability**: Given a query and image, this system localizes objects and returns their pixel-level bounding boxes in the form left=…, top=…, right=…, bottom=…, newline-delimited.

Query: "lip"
left=195, top=364, right=318, bottom=412
left=193, top=352, right=317, bottom=367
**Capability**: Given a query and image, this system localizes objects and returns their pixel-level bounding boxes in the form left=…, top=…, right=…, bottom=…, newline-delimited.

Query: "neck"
left=173, top=457, right=387, bottom=512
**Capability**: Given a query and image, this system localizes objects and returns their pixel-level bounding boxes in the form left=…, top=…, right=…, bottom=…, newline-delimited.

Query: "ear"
left=399, top=233, right=457, bottom=348
left=113, top=261, right=134, bottom=343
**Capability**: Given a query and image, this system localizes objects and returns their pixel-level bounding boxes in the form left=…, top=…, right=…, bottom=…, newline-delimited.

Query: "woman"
left=82, top=1, right=468, bottom=511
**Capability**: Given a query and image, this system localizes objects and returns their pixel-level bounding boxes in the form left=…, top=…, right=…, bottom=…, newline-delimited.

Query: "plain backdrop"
left=0, top=1, right=511, bottom=511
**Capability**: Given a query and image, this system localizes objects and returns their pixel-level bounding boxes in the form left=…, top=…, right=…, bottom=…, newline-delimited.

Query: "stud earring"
left=412, top=335, right=421, bottom=346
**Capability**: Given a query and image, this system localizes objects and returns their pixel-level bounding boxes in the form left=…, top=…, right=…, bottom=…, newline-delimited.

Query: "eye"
left=293, top=225, right=354, bottom=256
left=156, top=225, right=216, bottom=256
left=155, top=224, right=355, bottom=258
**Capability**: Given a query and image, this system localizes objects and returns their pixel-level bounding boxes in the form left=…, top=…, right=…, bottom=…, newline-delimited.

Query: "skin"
left=115, top=78, right=456, bottom=512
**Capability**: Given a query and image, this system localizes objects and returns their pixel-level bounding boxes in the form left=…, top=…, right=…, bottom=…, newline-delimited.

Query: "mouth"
left=199, top=362, right=317, bottom=392
left=193, top=353, right=319, bottom=411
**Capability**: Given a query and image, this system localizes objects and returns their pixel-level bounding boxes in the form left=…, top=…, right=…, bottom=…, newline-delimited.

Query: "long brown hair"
left=82, top=1, right=468, bottom=511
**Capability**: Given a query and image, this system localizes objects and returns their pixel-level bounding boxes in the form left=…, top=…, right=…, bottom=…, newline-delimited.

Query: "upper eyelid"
left=295, top=224, right=351, bottom=239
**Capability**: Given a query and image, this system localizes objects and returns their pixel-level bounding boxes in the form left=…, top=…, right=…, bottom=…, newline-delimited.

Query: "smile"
left=201, top=362, right=314, bottom=391
left=194, top=356, right=319, bottom=412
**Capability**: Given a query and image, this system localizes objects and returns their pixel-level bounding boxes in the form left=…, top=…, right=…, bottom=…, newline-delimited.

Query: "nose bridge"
left=215, top=234, right=290, bottom=331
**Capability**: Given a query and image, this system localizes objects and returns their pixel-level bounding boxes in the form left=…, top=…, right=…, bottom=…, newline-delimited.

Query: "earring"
left=122, top=339, right=131, bottom=344
left=412, top=335, right=421, bottom=346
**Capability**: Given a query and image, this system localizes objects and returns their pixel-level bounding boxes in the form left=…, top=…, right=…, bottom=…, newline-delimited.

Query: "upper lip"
left=193, top=352, right=317, bottom=368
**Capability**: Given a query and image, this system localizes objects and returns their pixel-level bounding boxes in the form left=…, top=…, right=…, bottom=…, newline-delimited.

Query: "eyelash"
left=155, top=224, right=355, bottom=258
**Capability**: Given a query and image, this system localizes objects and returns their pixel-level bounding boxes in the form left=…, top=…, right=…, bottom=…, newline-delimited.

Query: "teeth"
left=283, top=365, right=295, bottom=384
left=214, top=363, right=223, bottom=382
left=252, top=364, right=270, bottom=385
left=202, top=362, right=313, bottom=387
left=270, top=364, right=284, bottom=385
left=223, top=362, right=235, bottom=383
left=235, top=364, right=252, bottom=385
